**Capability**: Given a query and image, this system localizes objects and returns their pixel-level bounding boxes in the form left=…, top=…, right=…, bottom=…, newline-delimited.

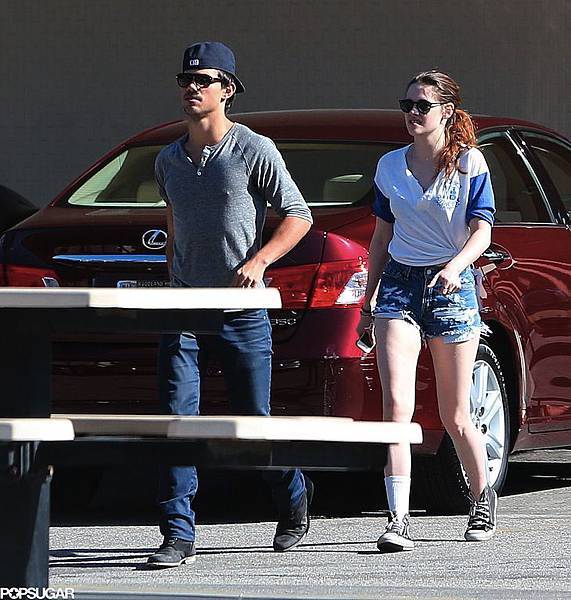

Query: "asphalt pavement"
left=47, top=458, right=571, bottom=600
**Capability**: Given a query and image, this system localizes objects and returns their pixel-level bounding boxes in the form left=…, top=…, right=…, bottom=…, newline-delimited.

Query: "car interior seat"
left=323, top=174, right=370, bottom=205
left=136, top=180, right=161, bottom=203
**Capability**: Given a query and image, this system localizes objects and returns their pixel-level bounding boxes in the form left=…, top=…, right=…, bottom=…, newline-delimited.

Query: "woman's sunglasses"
left=399, top=99, right=446, bottom=115
left=176, top=73, right=224, bottom=89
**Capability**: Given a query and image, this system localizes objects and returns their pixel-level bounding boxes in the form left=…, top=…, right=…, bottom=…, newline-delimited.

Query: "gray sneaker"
left=465, top=485, right=497, bottom=542
left=377, top=511, right=414, bottom=552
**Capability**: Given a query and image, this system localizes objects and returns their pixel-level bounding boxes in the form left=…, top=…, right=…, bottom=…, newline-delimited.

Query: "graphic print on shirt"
left=431, top=172, right=461, bottom=219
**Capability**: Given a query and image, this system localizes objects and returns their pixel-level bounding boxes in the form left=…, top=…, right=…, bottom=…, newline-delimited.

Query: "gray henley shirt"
left=155, top=122, right=312, bottom=287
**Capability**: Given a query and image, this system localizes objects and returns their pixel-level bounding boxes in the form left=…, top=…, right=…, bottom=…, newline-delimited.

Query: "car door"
left=477, top=129, right=571, bottom=434
left=516, top=129, right=571, bottom=432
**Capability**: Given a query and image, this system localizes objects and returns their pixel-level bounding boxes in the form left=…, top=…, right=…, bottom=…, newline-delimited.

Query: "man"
left=147, top=41, right=314, bottom=568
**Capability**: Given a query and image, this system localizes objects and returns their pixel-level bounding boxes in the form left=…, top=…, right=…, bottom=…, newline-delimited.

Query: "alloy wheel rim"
left=470, top=359, right=506, bottom=487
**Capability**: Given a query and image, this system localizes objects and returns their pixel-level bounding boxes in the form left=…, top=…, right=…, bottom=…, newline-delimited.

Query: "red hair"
left=407, top=70, right=477, bottom=177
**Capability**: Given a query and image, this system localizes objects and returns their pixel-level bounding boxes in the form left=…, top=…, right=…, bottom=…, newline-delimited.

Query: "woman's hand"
left=428, top=265, right=461, bottom=295
left=356, top=312, right=373, bottom=337
left=428, top=219, right=491, bottom=295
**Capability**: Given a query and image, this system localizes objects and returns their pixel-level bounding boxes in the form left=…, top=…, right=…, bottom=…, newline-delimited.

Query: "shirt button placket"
left=197, top=146, right=211, bottom=177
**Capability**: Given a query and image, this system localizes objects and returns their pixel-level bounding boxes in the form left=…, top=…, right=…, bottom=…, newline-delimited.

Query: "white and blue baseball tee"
left=373, top=145, right=495, bottom=266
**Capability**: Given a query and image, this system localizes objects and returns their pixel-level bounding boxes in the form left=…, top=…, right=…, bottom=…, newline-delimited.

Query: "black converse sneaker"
left=464, top=485, right=498, bottom=542
left=377, top=511, right=414, bottom=552
left=146, top=538, right=196, bottom=568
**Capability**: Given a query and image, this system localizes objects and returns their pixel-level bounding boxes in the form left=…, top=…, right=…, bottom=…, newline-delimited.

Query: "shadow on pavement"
left=51, top=457, right=570, bottom=526
left=502, top=460, right=571, bottom=496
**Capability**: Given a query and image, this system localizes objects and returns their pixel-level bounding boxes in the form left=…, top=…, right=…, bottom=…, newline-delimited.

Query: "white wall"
left=2, top=0, right=569, bottom=206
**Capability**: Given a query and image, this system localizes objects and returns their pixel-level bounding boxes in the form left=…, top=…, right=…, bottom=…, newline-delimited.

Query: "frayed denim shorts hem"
left=373, top=258, right=484, bottom=345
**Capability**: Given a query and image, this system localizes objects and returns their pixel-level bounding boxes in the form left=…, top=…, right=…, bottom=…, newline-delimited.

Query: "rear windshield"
left=65, top=142, right=399, bottom=208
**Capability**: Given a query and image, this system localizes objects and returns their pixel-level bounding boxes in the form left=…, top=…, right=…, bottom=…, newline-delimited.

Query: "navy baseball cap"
left=181, top=41, right=245, bottom=93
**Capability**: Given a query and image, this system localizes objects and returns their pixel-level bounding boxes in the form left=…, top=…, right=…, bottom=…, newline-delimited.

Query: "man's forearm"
left=232, top=216, right=311, bottom=287
left=253, top=216, right=311, bottom=267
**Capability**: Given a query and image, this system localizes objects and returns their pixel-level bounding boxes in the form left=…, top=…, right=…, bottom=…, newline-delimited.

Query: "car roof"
left=127, top=109, right=565, bottom=146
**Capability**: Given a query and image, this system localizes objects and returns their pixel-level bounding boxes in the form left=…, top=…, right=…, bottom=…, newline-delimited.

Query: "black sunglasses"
left=399, top=98, right=447, bottom=115
left=176, top=73, right=224, bottom=89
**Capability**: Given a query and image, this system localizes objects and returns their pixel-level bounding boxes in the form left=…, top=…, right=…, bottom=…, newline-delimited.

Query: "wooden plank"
left=51, top=414, right=175, bottom=437
left=0, top=419, right=74, bottom=441
left=0, top=287, right=282, bottom=310
left=169, top=416, right=422, bottom=444
left=51, top=414, right=422, bottom=444
left=51, top=414, right=355, bottom=437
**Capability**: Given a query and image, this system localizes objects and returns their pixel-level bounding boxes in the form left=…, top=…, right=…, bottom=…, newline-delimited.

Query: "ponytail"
left=407, top=70, right=478, bottom=177
left=439, top=108, right=478, bottom=177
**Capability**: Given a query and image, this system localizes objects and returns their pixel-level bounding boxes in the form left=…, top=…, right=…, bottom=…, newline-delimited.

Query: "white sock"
left=385, top=475, right=411, bottom=521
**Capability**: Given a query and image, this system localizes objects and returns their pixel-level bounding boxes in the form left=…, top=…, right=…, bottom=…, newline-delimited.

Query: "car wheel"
left=414, top=341, right=510, bottom=514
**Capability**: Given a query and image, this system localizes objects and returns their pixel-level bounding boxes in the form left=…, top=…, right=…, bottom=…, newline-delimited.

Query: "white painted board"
left=0, top=418, right=74, bottom=441
left=52, top=415, right=422, bottom=444
left=0, top=287, right=282, bottom=310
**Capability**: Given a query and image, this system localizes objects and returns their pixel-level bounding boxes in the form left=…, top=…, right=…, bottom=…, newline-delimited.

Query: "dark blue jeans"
left=157, top=309, right=306, bottom=541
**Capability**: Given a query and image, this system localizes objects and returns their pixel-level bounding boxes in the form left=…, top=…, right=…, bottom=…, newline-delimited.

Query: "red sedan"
left=1, top=109, right=570, bottom=511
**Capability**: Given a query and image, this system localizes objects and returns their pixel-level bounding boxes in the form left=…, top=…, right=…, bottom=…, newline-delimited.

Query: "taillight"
left=3, top=265, right=61, bottom=287
left=265, top=263, right=319, bottom=309
left=309, top=258, right=367, bottom=308
left=265, top=258, right=367, bottom=310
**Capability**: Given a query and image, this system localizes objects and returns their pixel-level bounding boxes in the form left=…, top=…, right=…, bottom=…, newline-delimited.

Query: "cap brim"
left=219, top=70, right=245, bottom=93
left=233, top=77, right=246, bottom=94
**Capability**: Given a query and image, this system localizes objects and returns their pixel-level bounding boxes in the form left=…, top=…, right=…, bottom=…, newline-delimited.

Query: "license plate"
left=117, top=280, right=170, bottom=288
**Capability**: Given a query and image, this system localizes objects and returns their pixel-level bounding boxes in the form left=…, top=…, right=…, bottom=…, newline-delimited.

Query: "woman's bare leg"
left=427, top=335, right=488, bottom=496
left=375, top=318, right=422, bottom=476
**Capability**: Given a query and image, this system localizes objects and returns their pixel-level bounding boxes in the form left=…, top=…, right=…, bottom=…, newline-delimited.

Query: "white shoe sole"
left=377, top=532, right=414, bottom=552
left=146, top=554, right=197, bottom=568
left=464, top=528, right=496, bottom=542
left=464, top=526, right=496, bottom=542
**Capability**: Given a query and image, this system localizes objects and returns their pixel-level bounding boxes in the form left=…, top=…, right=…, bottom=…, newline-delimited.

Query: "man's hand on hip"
left=232, top=255, right=269, bottom=287
left=231, top=216, right=311, bottom=287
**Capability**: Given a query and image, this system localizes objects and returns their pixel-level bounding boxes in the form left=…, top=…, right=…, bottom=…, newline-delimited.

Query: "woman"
left=358, top=70, right=496, bottom=552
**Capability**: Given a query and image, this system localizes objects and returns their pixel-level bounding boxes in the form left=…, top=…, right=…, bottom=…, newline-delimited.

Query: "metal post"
left=0, top=442, right=52, bottom=586
left=0, top=319, right=53, bottom=585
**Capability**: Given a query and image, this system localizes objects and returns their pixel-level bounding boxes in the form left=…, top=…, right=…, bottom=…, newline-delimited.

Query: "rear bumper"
left=52, top=343, right=444, bottom=455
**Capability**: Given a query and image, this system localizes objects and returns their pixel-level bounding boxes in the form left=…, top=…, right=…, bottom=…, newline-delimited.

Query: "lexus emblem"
left=142, top=229, right=167, bottom=250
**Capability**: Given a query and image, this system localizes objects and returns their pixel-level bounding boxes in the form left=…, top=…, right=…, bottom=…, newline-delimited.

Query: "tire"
left=414, top=341, right=511, bottom=514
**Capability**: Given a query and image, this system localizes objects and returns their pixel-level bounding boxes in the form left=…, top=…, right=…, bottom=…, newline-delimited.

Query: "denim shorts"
left=373, top=258, right=482, bottom=344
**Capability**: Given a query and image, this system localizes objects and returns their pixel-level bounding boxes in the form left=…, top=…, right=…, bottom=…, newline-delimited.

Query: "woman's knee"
left=383, top=396, right=415, bottom=422
left=440, top=412, right=475, bottom=439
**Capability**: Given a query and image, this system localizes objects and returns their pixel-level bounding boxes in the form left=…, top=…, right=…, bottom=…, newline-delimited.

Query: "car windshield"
left=65, top=142, right=399, bottom=208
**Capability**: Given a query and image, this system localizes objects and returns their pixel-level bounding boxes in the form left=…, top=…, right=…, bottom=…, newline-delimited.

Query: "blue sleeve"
left=372, top=182, right=395, bottom=223
left=466, top=172, right=495, bottom=225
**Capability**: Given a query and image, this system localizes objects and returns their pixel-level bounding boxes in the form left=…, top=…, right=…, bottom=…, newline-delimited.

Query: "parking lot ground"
left=48, top=459, right=571, bottom=600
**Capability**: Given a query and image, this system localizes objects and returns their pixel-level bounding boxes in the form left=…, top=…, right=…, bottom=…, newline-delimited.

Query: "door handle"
left=482, top=248, right=511, bottom=263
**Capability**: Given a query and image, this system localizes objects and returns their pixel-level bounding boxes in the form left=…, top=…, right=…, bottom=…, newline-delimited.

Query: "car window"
left=64, top=142, right=398, bottom=208
left=522, top=132, right=571, bottom=213
left=478, top=133, right=551, bottom=223
left=278, top=143, right=399, bottom=206
left=68, top=146, right=165, bottom=207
